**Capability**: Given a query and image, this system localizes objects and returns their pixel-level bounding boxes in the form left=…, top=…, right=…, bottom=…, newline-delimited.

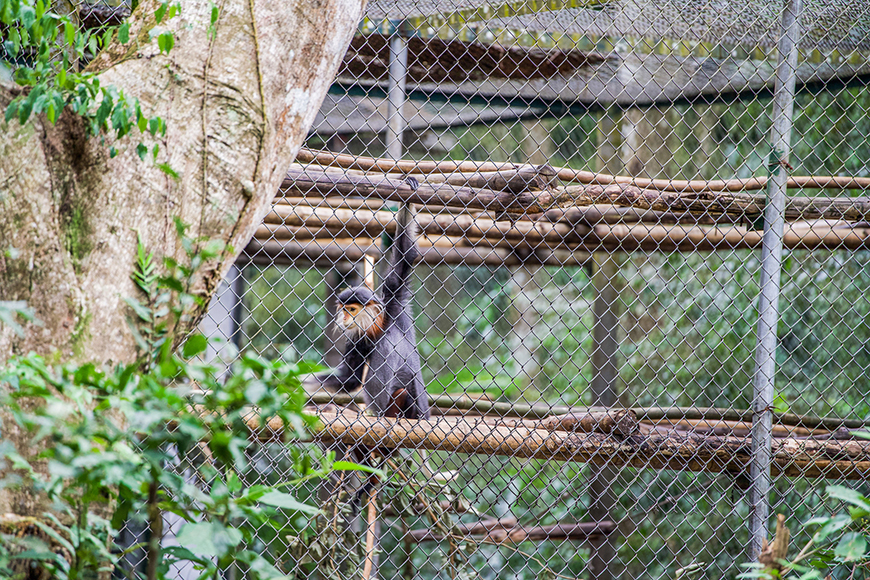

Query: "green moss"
left=69, top=306, right=92, bottom=359
left=61, top=202, right=93, bottom=273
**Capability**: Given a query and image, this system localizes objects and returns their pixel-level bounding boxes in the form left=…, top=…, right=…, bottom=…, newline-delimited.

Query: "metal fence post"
left=749, top=0, right=803, bottom=560
left=386, top=24, right=408, bottom=160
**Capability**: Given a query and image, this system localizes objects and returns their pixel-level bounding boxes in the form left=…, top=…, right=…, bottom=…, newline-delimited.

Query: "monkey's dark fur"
left=318, top=198, right=430, bottom=422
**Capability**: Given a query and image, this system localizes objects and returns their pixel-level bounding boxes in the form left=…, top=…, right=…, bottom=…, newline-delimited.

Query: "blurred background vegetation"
left=241, top=87, right=870, bottom=579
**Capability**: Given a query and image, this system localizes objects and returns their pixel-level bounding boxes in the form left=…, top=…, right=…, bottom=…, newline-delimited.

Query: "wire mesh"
left=192, top=0, right=870, bottom=578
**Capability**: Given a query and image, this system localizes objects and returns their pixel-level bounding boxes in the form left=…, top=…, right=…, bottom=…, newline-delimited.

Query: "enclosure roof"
left=365, top=0, right=870, bottom=53
left=312, top=91, right=544, bottom=135
left=340, top=33, right=608, bottom=83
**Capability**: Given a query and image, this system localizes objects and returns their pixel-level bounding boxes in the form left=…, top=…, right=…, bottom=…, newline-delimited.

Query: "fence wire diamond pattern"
left=189, top=0, right=870, bottom=578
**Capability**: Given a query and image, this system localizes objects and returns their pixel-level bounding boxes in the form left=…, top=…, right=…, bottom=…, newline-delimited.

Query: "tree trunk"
left=0, top=0, right=362, bottom=519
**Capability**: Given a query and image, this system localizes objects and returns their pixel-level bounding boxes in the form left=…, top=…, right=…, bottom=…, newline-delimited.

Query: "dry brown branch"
left=296, top=148, right=870, bottom=193
left=758, top=514, right=790, bottom=574
left=362, top=487, right=378, bottom=580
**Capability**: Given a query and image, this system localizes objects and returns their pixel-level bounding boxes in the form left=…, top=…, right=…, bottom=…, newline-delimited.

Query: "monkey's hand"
left=403, top=175, right=419, bottom=190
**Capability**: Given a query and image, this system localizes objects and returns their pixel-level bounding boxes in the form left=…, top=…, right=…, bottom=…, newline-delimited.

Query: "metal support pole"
left=385, top=26, right=408, bottom=161
left=589, top=254, right=621, bottom=580
left=748, top=0, right=802, bottom=560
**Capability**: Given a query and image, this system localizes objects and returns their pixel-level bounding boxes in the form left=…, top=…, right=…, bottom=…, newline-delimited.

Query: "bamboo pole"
left=282, top=168, right=870, bottom=223
left=243, top=239, right=592, bottom=268
left=586, top=184, right=870, bottom=223
left=303, top=392, right=870, bottom=431
left=261, top=205, right=593, bottom=246
left=296, top=148, right=870, bottom=193
left=285, top=411, right=870, bottom=480
left=282, top=168, right=572, bottom=214
left=409, top=519, right=616, bottom=543
left=252, top=217, right=870, bottom=255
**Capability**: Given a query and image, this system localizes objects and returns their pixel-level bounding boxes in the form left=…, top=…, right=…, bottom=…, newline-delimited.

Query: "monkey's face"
left=336, top=300, right=385, bottom=339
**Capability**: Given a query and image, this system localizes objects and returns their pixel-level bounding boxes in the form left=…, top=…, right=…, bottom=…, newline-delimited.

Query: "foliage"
left=738, top=484, right=870, bottom=580
left=0, top=0, right=179, bottom=159
left=0, top=222, right=344, bottom=579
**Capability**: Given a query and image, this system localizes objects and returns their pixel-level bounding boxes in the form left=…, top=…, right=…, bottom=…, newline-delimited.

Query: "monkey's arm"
left=382, top=199, right=419, bottom=321
left=314, top=338, right=371, bottom=392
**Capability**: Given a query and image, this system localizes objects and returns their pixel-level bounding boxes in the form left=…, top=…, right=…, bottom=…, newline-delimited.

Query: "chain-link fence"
left=196, top=1, right=870, bottom=578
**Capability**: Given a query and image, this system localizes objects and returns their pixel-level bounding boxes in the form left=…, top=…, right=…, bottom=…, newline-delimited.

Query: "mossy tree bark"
left=0, top=0, right=363, bottom=519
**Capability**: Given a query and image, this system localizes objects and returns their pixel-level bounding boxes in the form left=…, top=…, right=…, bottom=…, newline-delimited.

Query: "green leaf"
left=814, top=514, right=852, bottom=541
left=834, top=532, right=867, bottom=562
left=118, top=22, right=130, bottom=44
left=772, top=394, right=788, bottom=414
left=123, top=296, right=152, bottom=323
left=333, top=461, right=385, bottom=478
left=175, top=521, right=242, bottom=557
left=827, top=485, right=870, bottom=511
left=155, top=1, right=168, bottom=23
left=258, top=491, right=321, bottom=515
left=182, top=334, right=208, bottom=358
left=156, top=163, right=179, bottom=180
left=157, top=31, right=174, bottom=54
left=136, top=143, right=148, bottom=160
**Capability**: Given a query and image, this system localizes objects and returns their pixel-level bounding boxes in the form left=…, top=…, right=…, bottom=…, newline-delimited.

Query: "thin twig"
left=362, top=487, right=378, bottom=580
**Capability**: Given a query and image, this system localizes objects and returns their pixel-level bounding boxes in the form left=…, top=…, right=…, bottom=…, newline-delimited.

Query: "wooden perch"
left=261, top=204, right=593, bottom=246
left=582, top=184, right=870, bottom=223
left=541, top=410, right=639, bottom=437
left=242, top=239, right=592, bottom=268
left=407, top=165, right=558, bottom=194
left=409, top=518, right=616, bottom=543
left=281, top=166, right=870, bottom=224
left=274, top=410, right=870, bottom=480
left=296, top=148, right=870, bottom=193
left=303, top=392, right=869, bottom=431
left=282, top=168, right=571, bottom=214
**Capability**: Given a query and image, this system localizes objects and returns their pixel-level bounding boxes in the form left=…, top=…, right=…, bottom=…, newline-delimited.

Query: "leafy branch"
left=1, top=0, right=179, bottom=158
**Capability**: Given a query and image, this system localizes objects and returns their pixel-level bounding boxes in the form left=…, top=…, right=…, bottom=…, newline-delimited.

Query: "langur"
left=317, top=188, right=430, bottom=422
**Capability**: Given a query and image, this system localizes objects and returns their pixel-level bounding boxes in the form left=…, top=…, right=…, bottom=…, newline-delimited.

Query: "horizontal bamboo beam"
left=242, top=239, right=592, bottom=268
left=296, top=148, right=870, bottom=193
left=261, top=205, right=593, bottom=246
left=254, top=215, right=870, bottom=254
left=587, top=185, right=870, bottom=223
left=303, top=392, right=870, bottom=431
left=541, top=410, right=639, bottom=437
left=282, top=168, right=572, bottom=214
left=589, top=222, right=870, bottom=252
left=291, top=411, right=870, bottom=480
left=409, top=518, right=616, bottom=543
left=283, top=166, right=870, bottom=224
left=642, top=418, right=836, bottom=439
